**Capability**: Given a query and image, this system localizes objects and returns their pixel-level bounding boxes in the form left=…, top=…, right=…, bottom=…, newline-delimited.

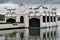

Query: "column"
left=40, top=15, right=43, bottom=28
left=45, top=12, right=47, bottom=40
left=16, top=15, right=20, bottom=22
left=49, top=12, right=51, bottom=40
left=55, top=12, right=58, bottom=40
left=24, top=15, right=29, bottom=27
left=52, top=12, right=54, bottom=26
left=5, top=15, right=7, bottom=22
left=55, top=12, right=58, bottom=26
left=52, top=12, right=55, bottom=40
left=40, top=15, right=43, bottom=40
left=24, top=29, right=29, bottom=40
left=49, top=12, right=51, bottom=27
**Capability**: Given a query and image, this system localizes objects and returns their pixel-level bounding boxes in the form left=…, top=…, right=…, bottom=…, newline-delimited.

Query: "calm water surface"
left=0, top=21, right=60, bottom=40
left=57, top=21, right=60, bottom=40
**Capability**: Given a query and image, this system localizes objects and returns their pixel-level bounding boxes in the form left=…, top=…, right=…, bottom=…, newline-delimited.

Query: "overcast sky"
left=0, top=0, right=60, bottom=15
left=0, top=0, right=60, bottom=4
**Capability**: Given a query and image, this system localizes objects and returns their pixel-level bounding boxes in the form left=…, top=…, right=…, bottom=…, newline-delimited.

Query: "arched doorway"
left=29, top=18, right=40, bottom=36
left=29, top=18, right=40, bottom=27
left=20, top=16, right=24, bottom=23
left=6, top=18, right=16, bottom=23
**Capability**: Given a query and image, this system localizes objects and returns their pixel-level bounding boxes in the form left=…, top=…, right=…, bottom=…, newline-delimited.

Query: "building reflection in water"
left=0, top=26, right=58, bottom=40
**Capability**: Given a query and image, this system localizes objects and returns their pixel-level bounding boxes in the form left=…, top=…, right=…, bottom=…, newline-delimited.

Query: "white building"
left=0, top=3, right=58, bottom=40
left=5, top=3, right=58, bottom=26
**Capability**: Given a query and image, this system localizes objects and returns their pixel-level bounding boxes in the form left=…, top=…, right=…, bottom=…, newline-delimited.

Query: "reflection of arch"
left=6, top=18, right=16, bottom=23
left=20, top=16, right=24, bottom=23
left=29, top=18, right=40, bottom=27
left=29, top=18, right=40, bottom=36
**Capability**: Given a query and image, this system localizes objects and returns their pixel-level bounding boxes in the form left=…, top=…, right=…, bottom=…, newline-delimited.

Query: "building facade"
left=5, top=3, right=58, bottom=27
left=0, top=3, right=58, bottom=40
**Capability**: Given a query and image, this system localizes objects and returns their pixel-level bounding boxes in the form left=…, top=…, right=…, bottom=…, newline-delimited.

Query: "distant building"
left=0, top=3, right=58, bottom=40
left=5, top=3, right=58, bottom=27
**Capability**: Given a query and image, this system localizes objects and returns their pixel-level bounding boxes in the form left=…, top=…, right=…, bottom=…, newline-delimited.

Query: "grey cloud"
left=0, top=0, right=60, bottom=4
left=0, top=0, right=10, bottom=3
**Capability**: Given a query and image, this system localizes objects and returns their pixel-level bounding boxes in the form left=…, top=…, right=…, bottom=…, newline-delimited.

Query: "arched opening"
left=29, top=18, right=40, bottom=36
left=29, top=18, right=40, bottom=27
left=20, top=16, right=24, bottom=23
left=6, top=18, right=16, bottom=23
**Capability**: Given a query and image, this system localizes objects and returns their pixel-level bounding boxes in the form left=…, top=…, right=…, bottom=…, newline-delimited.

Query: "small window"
left=43, top=16, right=45, bottom=22
left=47, top=16, right=49, bottom=22
left=51, top=16, right=52, bottom=22
left=20, top=16, right=24, bottom=23
left=54, top=16, right=56, bottom=22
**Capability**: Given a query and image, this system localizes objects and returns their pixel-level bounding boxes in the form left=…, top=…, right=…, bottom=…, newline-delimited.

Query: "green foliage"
left=13, top=23, right=18, bottom=25
left=0, top=22, right=23, bottom=24
left=58, top=16, right=60, bottom=21
left=0, top=22, right=12, bottom=24
left=0, top=14, right=5, bottom=21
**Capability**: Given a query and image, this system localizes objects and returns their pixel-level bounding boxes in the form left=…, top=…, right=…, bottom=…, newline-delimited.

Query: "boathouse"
left=0, top=3, right=58, bottom=40
left=4, top=3, right=58, bottom=27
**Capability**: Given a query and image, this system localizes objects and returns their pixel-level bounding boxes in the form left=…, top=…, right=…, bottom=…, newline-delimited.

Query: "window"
left=47, top=16, right=49, bottom=22
left=51, top=16, right=52, bottom=22
left=20, top=16, right=24, bottom=23
left=43, top=16, right=45, bottom=22
left=54, top=16, right=56, bottom=22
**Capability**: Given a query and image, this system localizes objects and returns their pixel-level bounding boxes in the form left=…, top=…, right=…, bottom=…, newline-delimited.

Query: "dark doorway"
left=29, top=18, right=40, bottom=27
left=20, top=16, right=24, bottom=23
left=29, top=18, right=40, bottom=36
left=7, top=18, right=16, bottom=23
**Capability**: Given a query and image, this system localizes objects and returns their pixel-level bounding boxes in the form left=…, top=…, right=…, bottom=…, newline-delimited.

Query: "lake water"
left=0, top=21, right=60, bottom=40
left=57, top=21, right=60, bottom=40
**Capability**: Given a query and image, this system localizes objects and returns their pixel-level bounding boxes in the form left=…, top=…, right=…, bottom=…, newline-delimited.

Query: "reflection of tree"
left=9, top=31, right=17, bottom=37
left=0, top=14, right=5, bottom=21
